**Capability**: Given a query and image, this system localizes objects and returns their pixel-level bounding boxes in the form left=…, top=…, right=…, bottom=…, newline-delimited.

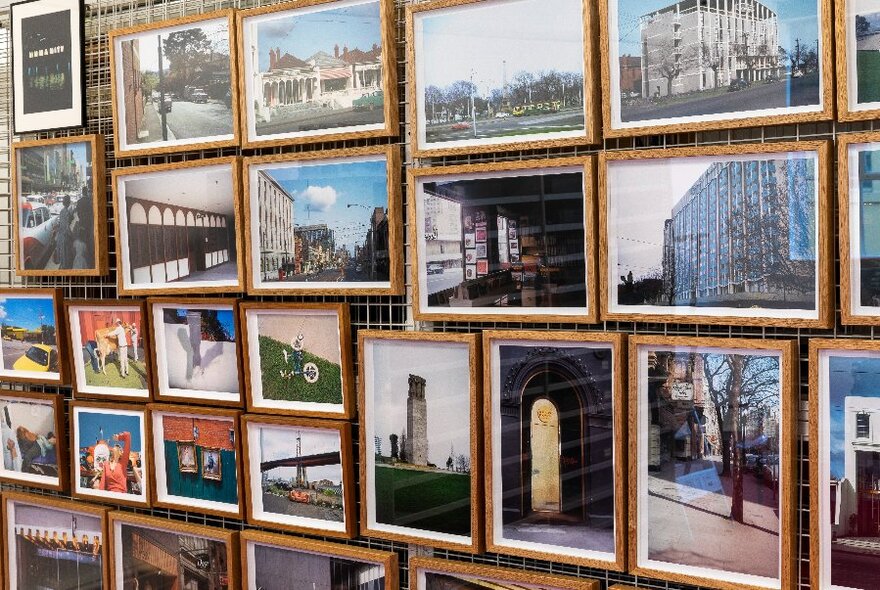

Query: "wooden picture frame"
left=409, top=556, right=598, bottom=590
left=598, top=0, right=834, bottom=137
left=70, top=401, right=151, bottom=508
left=243, top=144, right=403, bottom=296
left=2, top=491, right=109, bottom=590
left=405, top=0, right=600, bottom=158
left=240, top=302, right=353, bottom=419
left=236, top=0, right=399, bottom=149
left=12, top=134, right=107, bottom=276
left=807, top=338, right=880, bottom=590
left=240, top=529, right=398, bottom=590
left=408, top=157, right=598, bottom=324
left=0, top=288, right=67, bottom=386
left=111, top=157, right=245, bottom=296
left=108, top=9, right=241, bottom=157
left=483, top=330, right=626, bottom=570
left=241, top=415, right=357, bottom=539
left=147, top=403, right=243, bottom=519
left=11, top=0, right=86, bottom=134
left=628, top=335, right=797, bottom=590
left=599, top=141, right=833, bottom=328
left=108, top=511, right=239, bottom=590
left=835, top=0, right=880, bottom=122
left=0, top=390, right=67, bottom=492
left=357, top=330, right=483, bottom=553
left=148, top=297, right=243, bottom=408
left=65, top=299, right=152, bottom=402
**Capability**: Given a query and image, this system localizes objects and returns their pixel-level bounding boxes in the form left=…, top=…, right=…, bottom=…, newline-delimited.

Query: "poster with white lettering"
left=11, top=0, right=85, bottom=133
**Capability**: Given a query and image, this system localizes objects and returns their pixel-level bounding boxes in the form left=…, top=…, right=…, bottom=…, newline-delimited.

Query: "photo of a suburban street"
left=0, top=296, right=58, bottom=375
left=417, top=0, right=584, bottom=147
left=644, top=348, right=782, bottom=579
left=118, top=19, right=234, bottom=147
left=609, top=154, right=818, bottom=313
left=857, top=11, right=880, bottom=105
left=614, top=0, right=822, bottom=124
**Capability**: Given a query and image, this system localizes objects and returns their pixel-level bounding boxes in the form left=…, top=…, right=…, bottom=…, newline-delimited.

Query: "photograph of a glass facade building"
left=857, top=147, right=880, bottom=307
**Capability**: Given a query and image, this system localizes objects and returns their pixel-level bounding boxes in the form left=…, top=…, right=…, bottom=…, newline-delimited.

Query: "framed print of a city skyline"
left=11, top=0, right=85, bottom=133
left=109, top=10, right=241, bottom=157
left=237, top=0, right=398, bottom=149
left=358, top=330, right=482, bottom=553
left=835, top=0, right=880, bottom=122
left=483, top=331, right=626, bottom=570
left=600, top=141, right=833, bottom=328
left=407, top=0, right=598, bottom=157
left=409, top=157, right=596, bottom=324
left=599, top=0, right=834, bottom=137
left=629, top=335, right=797, bottom=590
left=243, top=145, right=403, bottom=296
left=409, top=556, right=599, bottom=590
left=809, top=339, right=880, bottom=590
left=12, top=134, right=107, bottom=277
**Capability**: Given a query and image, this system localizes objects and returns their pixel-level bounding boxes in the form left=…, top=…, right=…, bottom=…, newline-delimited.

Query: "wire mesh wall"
left=0, top=0, right=876, bottom=588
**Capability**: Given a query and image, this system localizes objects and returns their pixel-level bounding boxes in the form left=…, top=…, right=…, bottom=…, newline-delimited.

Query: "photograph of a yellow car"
left=0, top=290, right=63, bottom=384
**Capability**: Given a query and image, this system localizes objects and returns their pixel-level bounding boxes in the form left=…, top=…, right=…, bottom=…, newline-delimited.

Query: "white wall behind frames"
left=0, top=0, right=877, bottom=589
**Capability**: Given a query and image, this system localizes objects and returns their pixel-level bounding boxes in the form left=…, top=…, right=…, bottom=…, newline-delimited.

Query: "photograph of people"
left=0, top=395, right=61, bottom=488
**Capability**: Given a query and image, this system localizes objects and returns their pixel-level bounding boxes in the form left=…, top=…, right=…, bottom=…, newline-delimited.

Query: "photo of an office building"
left=249, top=541, right=387, bottom=590
left=608, top=152, right=819, bottom=317
left=855, top=146, right=880, bottom=308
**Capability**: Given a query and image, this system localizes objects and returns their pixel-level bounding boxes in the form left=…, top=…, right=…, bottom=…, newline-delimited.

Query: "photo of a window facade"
left=607, top=151, right=819, bottom=320
left=850, top=144, right=880, bottom=313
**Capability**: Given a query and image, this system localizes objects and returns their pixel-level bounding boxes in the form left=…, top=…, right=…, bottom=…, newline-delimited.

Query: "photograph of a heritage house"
left=612, top=0, right=823, bottom=126
left=854, top=145, right=880, bottom=309
left=607, top=152, right=819, bottom=318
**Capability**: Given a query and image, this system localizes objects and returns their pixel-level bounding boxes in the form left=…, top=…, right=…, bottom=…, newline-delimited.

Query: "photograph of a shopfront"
left=420, top=169, right=586, bottom=309
left=644, top=348, right=781, bottom=579
left=119, top=523, right=229, bottom=590
left=9, top=503, right=103, bottom=589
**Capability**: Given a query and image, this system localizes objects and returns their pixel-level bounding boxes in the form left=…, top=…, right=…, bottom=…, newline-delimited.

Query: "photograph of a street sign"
left=110, top=10, right=239, bottom=156
left=408, top=0, right=598, bottom=156
left=630, top=335, right=797, bottom=590
left=601, top=141, right=833, bottom=328
left=601, top=0, right=833, bottom=136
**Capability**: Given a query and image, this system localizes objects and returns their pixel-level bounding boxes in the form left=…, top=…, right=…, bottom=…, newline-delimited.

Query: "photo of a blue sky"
left=0, top=296, right=56, bottom=330
left=827, top=354, right=880, bottom=480
left=76, top=410, right=143, bottom=451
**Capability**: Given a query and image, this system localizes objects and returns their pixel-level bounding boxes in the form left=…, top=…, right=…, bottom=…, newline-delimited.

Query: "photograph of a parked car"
left=0, top=293, right=61, bottom=383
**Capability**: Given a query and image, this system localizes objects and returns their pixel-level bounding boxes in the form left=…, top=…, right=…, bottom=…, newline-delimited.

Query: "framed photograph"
left=483, top=331, right=626, bottom=569
left=241, top=302, right=353, bottom=418
left=809, top=339, right=880, bottom=590
left=149, top=298, right=243, bottom=407
left=241, top=530, right=398, bottom=590
left=242, top=415, right=356, bottom=538
left=0, top=391, right=66, bottom=491
left=70, top=401, right=150, bottom=507
left=601, top=141, right=833, bottom=328
left=409, top=556, right=598, bottom=590
left=65, top=300, right=151, bottom=401
left=109, top=512, right=238, bottom=590
left=237, top=0, right=398, bottom=149
left=112, top=157, right=244, bottom=296
left=409, top=158, right=597, bottom=323
left=2, top=491, right=109, bottom=590
left=0, top=288, right=66, bottom=386
left=358, top=330, right=482, bottom=552
left=109, top=10, right=240, bottom=156
left=629, top=335, right=797, bottom=590
left=599, top=0, right=834, bottom=137
left=10, top=0, right=85, bottom=133
left=12, top=134, right=106, bottom=276
left=838, top=132, right=880, bottom=325
left=243, top=145, right=403, bottom=296
left=148, top=404, right=243, bottom=518
left=836, top=0, right=880, bottom=121
left=407, top=0, right=598, bottom=157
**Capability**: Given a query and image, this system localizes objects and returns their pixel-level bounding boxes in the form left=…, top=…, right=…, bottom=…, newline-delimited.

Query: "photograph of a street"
left=857, top=12, right=880, bottom=104
left=416, top=0, right=584, bottom=147
left=613, top=0, right=823, bottom=125
left=0, top=296, right=58, bottom=375
left=643, top=348, right=782, bottom=579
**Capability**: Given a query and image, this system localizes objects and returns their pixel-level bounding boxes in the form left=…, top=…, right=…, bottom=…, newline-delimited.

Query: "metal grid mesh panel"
left=0, top=0, right=873, bottom=588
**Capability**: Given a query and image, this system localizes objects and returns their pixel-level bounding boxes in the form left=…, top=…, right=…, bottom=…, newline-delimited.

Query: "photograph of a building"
left=366, top=338, right=472, bottom=539
left=642, top=347, right=782, bottom=579
left=0, top=295, right=59, bottom=376
left=1, top=397, right=58, bottom=482
left=7, top=502, right=103, bottom=590
left=250, top=155, right=390, bottom=287
left=494, top=341, right=616, bottom=555
left=420, top=570, right=571, bottom=590
left=250, top=541, right=387, bottom=590
left=414, top=0, right=585, bottom=149
left=856, top=11, right=880, bottom=104
left=856, top=147, right=880, bottom=308
left=612, top=0, right=823, bottom=125
left=608, top=153, right=818, bottom=316
left=244, top=0, right=386, bottom=138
